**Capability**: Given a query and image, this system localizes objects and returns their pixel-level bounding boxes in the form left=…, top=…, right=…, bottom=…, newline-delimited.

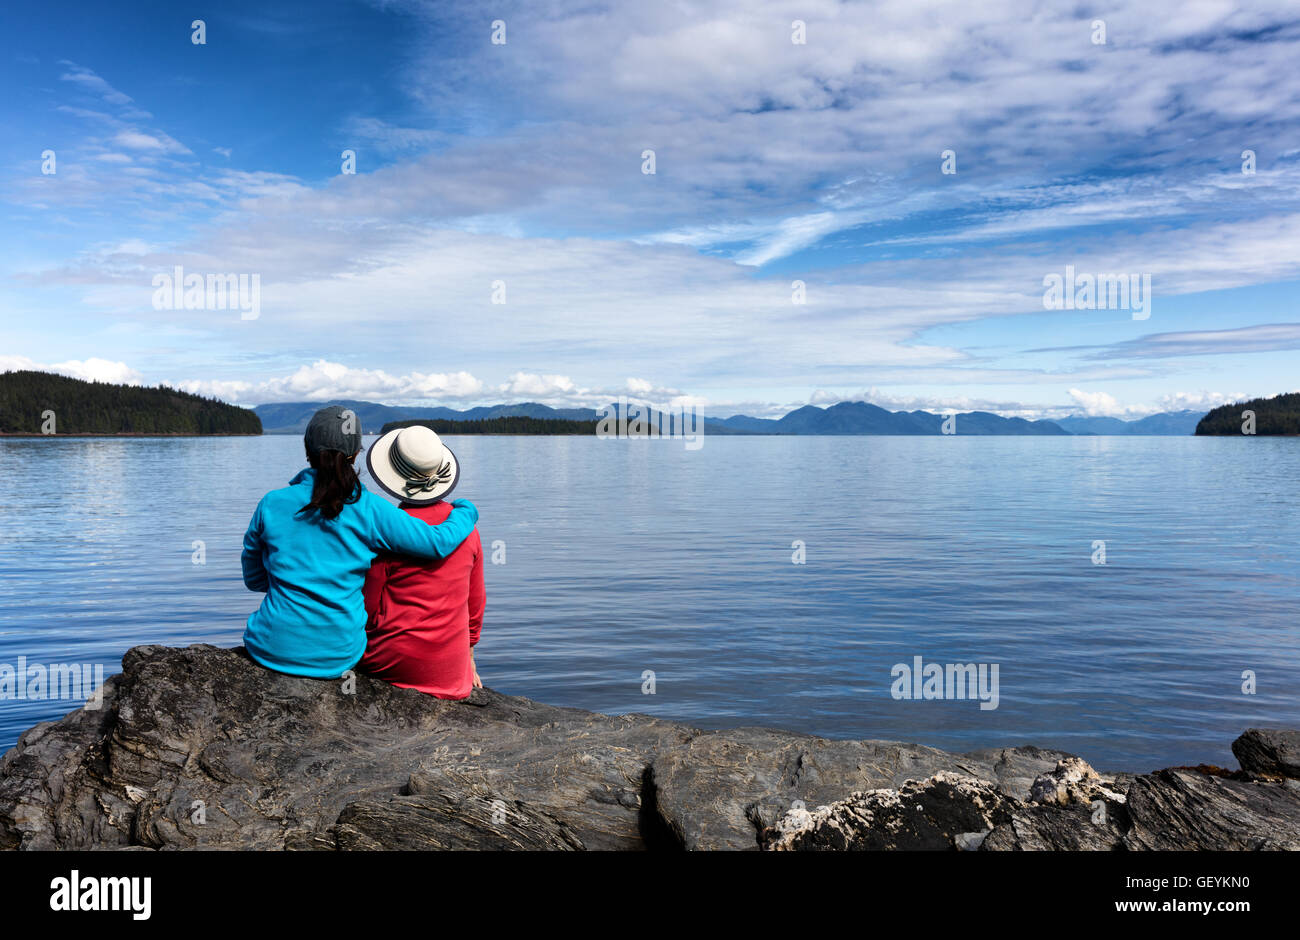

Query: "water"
left=0, top=434, right=1296, bottom=770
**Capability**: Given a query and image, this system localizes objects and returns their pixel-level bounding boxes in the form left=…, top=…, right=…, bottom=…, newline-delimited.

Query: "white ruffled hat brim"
left=365, top=426, right=460, bottom=504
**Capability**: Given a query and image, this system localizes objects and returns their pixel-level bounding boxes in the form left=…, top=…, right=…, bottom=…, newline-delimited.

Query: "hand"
left=472, top=665, right=483, bottom=689
left=451, top=498, right=479, bottom=524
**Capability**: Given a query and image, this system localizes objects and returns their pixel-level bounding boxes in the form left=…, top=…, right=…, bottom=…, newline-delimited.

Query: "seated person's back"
left=359, top=425, right=483, bottom=700
left=361, top=499, right=484, bottom=699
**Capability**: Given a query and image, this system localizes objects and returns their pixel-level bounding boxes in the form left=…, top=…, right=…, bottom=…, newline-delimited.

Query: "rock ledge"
left=2, top=645, right=1296, bottom=851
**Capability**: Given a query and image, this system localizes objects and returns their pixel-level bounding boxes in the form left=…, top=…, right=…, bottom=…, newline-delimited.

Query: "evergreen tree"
left=0, top=371, right=262, bottom=435
left=1196, top=393, right=1300, bottom=435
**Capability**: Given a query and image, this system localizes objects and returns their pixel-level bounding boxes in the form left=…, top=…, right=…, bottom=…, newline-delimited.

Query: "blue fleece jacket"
left=241, top=468, right=479, bottom=677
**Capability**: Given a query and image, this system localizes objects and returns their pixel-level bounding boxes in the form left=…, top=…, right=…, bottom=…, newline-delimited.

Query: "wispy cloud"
left=59, top=61, right=137, bottom=109
left=1033, top=322, right=1300, bottom=360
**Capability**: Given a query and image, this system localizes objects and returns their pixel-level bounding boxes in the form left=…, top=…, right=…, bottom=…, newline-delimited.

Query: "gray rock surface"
left=762, top=752, right=1300, bottom=853
left=980, top=801, right=1129, bottom=851
left=765, top=772, right=1016, bottom=851
left=1026, top=756, right=1125, bottom=807
left=0, top=645, right=688, bottom=851
left=1, top=645, right=1297, bottom=851
left=766, top=759, right=1134, bottom=851
left=1232, top=728, right=1300, bottom=779
left=1122, top=768, right=1300, bottom=850
left=648, top=729, right=1071, bottom=850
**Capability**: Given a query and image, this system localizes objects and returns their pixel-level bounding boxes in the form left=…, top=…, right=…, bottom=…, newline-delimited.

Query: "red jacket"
left=360, top=501, right=484, bottom=699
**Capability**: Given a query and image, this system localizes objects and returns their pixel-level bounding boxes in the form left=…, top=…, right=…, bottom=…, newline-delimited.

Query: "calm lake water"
left=0, top=434, right=1296, bottom=769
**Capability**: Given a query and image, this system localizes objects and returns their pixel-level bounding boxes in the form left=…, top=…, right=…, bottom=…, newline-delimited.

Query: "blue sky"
left=2, top=0, right=1299, bottom=418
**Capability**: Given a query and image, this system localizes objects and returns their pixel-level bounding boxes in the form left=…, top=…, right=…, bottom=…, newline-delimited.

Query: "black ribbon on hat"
left=389, top=443, right=451, bottom=496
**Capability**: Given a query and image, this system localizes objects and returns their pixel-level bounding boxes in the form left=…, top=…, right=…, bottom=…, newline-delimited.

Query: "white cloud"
left=169, top=361, right=707, bottom=412
left=59, top=63, right=134, bottom=106
left=342, top=117, right=444, bottom=153
left=1084, top=321, right=1300, bottom=360
left=111, top=129, right=190, bottom=154
left=175, top=360, right=483, bottom=404
left=1066, top=388, right=1134, bottom=417
left=498, top=372, right=575, bottom=397
left=1154, top=390, right=1248, bottom=412
left=1, top=355, right=141, bottom=385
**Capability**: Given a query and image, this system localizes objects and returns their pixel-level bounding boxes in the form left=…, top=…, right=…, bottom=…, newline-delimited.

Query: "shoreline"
left=2, top=643, right=1297, bottom=851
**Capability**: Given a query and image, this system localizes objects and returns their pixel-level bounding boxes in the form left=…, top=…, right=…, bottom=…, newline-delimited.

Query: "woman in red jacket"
left=359, top=425, right=484, bottom=699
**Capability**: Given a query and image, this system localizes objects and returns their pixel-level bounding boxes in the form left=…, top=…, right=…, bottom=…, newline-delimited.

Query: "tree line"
left=1196, top=392, right=1300, bottom=435
left=0, top=371, right=262, bottom=435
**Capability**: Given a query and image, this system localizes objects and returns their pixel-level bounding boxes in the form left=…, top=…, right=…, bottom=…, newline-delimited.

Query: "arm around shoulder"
left=367, top=495, right=479, bottom=559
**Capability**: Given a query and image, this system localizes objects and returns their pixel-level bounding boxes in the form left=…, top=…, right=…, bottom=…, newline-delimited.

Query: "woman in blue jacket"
left=240, top=405, right=479, bottom=678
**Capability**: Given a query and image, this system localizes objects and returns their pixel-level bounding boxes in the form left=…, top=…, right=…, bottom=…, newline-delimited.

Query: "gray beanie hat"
left=304, top=405, right=363, bottom=456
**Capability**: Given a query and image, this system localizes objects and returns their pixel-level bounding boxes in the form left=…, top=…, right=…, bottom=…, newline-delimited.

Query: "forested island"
left=1195, top=392, right=1300, bottom=435
left=0, top=371, right=261, bottom=436
left=381, top=416, right=599, bottom=435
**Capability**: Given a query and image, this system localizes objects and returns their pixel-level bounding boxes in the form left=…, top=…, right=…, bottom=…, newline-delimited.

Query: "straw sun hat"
left=365, top=425, right=460, bottom=504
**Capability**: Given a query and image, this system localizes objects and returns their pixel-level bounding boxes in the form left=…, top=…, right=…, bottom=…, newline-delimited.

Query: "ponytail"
left=298, top=448, right=362, bottom=520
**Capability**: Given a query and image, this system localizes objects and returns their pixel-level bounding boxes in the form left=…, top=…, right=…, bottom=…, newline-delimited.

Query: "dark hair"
left=298, top=448, right=362, bottom=520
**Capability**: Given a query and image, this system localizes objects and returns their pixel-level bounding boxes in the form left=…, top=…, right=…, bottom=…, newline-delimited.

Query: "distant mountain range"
left=253, top=398, right=1208, bottom=436
left=1053, top=410, right=1205, bottom=436
left=706, top=401, right=1069, bottom=434
left=253, top=399, right=596, bottom=434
